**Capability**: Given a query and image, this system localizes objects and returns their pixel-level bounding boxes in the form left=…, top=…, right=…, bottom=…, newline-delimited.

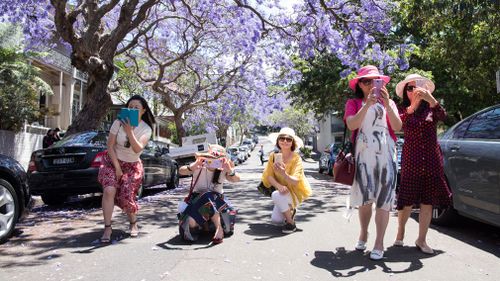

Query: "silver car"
left=434, top=104, right=500, bottom=227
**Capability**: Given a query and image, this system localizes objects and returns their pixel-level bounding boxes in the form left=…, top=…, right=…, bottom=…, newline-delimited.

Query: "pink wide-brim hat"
left=348, top=65, right=391, bottom=90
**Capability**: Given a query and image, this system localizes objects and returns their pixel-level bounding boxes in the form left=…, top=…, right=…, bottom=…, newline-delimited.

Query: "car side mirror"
left=161, top=147, right=169, bottom=155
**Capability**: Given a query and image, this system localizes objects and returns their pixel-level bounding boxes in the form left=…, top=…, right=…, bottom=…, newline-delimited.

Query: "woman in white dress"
left=344, top=65, right=402, bottom=260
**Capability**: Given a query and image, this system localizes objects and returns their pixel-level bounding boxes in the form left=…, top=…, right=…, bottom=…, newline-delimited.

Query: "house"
left=30, top=46, right=88, bottom=130
left=316, top=112, right=345, bottom=151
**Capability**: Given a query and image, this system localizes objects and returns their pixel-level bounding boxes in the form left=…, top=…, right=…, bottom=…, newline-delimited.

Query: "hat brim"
left=268, top=132, right=304, bottom=150
left=396, top=76, right=435, bottom=98
left=194, top=152, right=225, bottom=159
left=349, top=75, right=391, bottom=90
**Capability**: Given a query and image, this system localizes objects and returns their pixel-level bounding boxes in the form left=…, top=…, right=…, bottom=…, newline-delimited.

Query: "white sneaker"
left=370, top=249, right=384, bottom=260
left=355, top=240, right=367, bottom=251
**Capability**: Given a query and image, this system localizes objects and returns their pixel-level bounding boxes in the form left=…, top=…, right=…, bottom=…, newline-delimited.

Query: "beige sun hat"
left=396, top=74, right=435, bottom=97
left=268, top=127, right=304, bottom=150
left=195, top=144, right=226, bottom=159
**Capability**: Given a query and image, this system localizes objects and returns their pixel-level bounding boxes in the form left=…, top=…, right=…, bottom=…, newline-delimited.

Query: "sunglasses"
left=359, top=79, right=374, bottom=86
left=278, top=136, right=294, bottom=143
left=406, top=85, right=416, bottom=92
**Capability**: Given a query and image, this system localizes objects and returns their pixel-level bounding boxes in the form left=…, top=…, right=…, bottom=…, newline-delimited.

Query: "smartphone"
left=274, top=153, right=283, bottom=164
left=205, top=158, right=223, bottom=169
left=373, top=79, right=383, bottom=98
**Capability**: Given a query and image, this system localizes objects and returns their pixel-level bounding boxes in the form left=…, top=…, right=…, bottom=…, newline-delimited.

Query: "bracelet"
left=186, top=165, right=192, bottom=172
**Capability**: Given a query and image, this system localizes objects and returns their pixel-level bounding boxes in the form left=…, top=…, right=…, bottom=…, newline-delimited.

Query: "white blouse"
left=109, top=119, right=152, bottom=163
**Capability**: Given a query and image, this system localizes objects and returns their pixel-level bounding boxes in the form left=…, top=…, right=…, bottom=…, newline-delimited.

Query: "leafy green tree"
left=396, top=0, right=500, bottom=122
left=289, top=55, right=349, bottom=120
left=267, top=107, right=316, bottom=140
left=0, top=25, right=51, bottom=132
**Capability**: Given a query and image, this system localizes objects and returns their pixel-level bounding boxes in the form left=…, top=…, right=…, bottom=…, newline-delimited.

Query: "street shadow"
left=310, top=246, right=444, bottom=277
left=409, top=212, right=500, bottom=258
left=244, top=223, right=302, bottom=241
left=156, top=232, right=226, bottom=251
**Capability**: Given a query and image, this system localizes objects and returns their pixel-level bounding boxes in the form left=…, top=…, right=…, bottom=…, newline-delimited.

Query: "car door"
left=444, top=106, right=500, bottom=223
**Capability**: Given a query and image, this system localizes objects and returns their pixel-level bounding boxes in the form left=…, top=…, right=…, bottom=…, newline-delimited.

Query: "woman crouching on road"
left=178, top=145, right=240, bottom=244
left=261, top=127, right=312, bottom=234
left=98, top=95, right=155, bottom=243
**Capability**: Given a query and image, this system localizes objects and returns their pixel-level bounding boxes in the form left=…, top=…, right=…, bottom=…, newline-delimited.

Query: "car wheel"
left=430, top=205, right=458, bottom=226
left=136, top=184, right=144, bottom=200
left=0, top=179, right=19, bottom=244
left=167, top=166, right=179, bottom=189
left=41, top=194, right=67, bottom=206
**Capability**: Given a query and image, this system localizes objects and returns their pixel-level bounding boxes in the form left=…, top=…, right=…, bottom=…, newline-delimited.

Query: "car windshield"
left=52, top=131, right=107, bottom=147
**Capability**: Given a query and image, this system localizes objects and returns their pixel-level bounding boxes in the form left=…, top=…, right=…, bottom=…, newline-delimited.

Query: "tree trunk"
left=65, top=69, right=114, bottom=135
left=173, top=113, right=186, bottom=146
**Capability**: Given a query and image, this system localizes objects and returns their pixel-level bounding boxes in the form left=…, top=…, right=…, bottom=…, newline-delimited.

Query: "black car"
left=0, top=154, right=31, bottom=244
left=28, top=131, right=179, bottom=206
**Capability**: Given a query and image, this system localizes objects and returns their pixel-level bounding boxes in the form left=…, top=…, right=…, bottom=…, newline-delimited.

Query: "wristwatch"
left=228, top=170, right=236, bottom=177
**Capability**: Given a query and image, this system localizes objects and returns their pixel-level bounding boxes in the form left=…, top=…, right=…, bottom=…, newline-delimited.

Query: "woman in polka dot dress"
left=393, top=74, right=452, bottom=254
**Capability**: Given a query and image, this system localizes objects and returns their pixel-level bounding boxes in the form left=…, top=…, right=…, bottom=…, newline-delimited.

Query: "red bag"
left=334, top=99, right=360, bottom=186
left=333, top=151, right=355, bottom=186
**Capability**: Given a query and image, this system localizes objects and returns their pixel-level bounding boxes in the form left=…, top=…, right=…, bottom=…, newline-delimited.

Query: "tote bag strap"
left=339, top=98, right=362, bottom=157
left=184, top=169, right=202, bottom=202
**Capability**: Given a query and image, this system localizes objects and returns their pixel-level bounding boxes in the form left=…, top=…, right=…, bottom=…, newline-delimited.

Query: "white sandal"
left=393, top=240, right=404, bottom=247
left=370, top=249, right=384, bottom=260
left=355, top=240, right=367, bottom=251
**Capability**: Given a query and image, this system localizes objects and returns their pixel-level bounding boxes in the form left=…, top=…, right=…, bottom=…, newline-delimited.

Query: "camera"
left=205, top=158, right=223, bottom=169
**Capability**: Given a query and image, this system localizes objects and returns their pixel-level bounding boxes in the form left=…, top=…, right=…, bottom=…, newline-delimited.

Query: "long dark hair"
left=401, top=83, right=429, bottom=113
left=212, top=169, right=222, bottom=184
left=354, top=84, right=364, bottom=99
left=126, top=95, right=156, bottom=129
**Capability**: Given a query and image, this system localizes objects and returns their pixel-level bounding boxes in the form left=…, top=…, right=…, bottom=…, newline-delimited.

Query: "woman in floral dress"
left=344, top=65, right=402, bottom=260
left=98, top=95, right=155, bottom=243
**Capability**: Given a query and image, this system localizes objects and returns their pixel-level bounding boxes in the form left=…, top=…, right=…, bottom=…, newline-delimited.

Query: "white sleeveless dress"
left=350, top=102, right=397, bottom=211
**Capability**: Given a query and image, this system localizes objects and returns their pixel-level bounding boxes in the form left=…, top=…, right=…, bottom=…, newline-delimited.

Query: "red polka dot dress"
left=396, top=103, right=452, bottom=209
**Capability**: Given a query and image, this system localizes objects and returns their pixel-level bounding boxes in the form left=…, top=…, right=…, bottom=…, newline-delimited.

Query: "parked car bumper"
left=28, top=168, right=101, bottom=196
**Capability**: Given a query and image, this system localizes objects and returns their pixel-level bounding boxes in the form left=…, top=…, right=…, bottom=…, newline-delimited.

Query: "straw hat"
left=195, top=144, right=226, bottom=159
left=348, top=65, right=391, bottom=91
left=268, top=127, right=304, bottom=150
left=395, top=74, right=435, bottom=97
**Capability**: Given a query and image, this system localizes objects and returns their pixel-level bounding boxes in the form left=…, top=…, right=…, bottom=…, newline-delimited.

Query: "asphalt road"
left=1, top=136, right=499, bottom=281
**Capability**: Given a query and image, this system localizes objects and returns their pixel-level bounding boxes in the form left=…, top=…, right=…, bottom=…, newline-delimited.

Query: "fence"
left=0, top=124, right=49, bottom=170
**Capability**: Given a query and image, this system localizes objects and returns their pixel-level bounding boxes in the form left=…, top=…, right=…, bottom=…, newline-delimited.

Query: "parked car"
left=242, top=138, right=256, bottom=150
left=433, top=104, right=500, bottom=227
left=0, top=154, right=31, bottom=244
left=227, top=149, right=240, bottom=165
left=238, top=145, right=251, bottom=159
left=319, top=143, right=341, bottom=176
left=252, top=134, right=259, bottom=144
left=227, top=146, right=246, bottom=163
left=28, top=131, right=179, bottom=206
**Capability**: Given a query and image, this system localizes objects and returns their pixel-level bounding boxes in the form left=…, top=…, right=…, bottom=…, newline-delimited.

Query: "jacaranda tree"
left=1, top=0, right=409, bottom=134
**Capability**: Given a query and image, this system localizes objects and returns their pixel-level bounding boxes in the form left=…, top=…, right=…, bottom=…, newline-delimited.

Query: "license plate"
left=53, top=157, right=74, bottom=165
